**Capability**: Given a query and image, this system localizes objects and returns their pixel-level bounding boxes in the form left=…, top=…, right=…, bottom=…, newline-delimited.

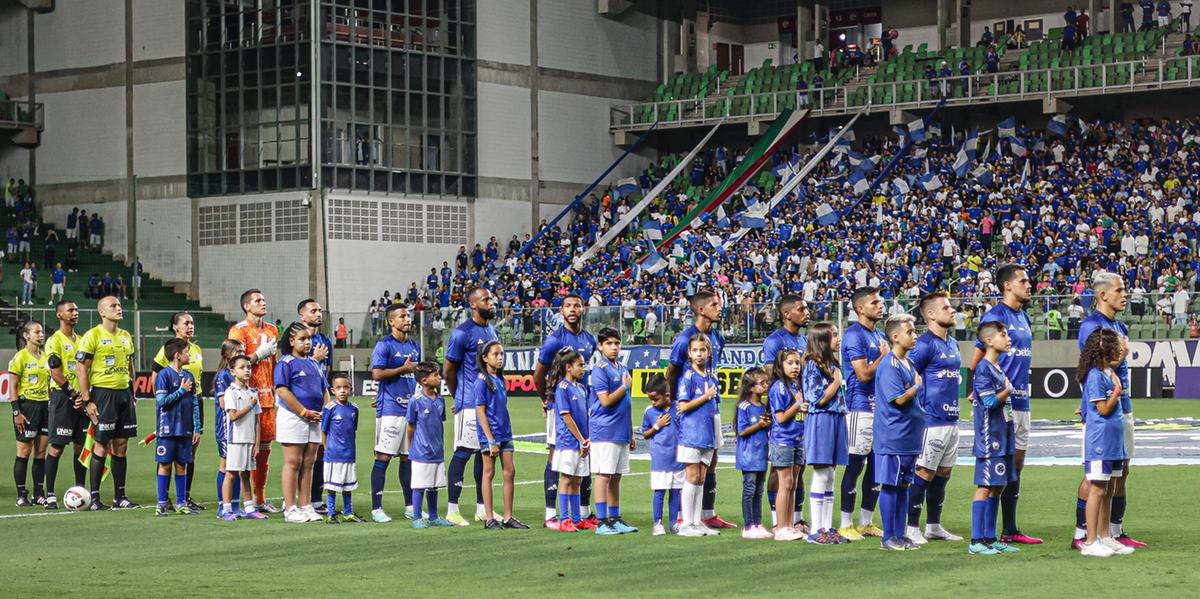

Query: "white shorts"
left=66, top=228, right=77, bottom=240
left=650, top=470, right=685, bottom=490
left=323, top=461, right=358, bottom=491
left=590, top=441, right=630, bottom=475
left=1123, top=413, right=1135, bottom=459
left=411, top=460, right=446, bottom=489
left=225, top=443, right=256, bottom=472
left=1159, top=15, right=1171, bottom=26
left=552, top=448, right=590, bottom=477
left=1012, top=410, right=1031, bottom=451
left=277, top=407, right=321, bottom=444
left=374, top=415, right=410, bottom=456
left=545, top=412, right=557, bottom=447
left=916, top=424, right=959, bottom=471
left=712, top=414, right=725, bottom=450
left=847, top=411, right=874, bottom=455
left=50, top=283, right=63, bottom=295
left=676, top=445, right=715, bottom=465
left=453, top=409, right=480, bottom=450
left=89, top=234, right=100, bottom=246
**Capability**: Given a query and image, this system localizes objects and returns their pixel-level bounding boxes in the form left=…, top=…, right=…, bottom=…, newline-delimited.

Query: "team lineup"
left=5, top=266, right=1144, bottom=555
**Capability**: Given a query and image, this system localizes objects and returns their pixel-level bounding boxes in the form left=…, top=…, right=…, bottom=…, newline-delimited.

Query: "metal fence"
left=0, top=99, right=44, bottom=131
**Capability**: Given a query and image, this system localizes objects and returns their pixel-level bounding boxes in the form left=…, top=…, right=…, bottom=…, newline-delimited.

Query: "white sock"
left=840, top=510, right=854, bottom=529
left=859, top=507, right=874, bottom=527
left=824, top=494, right=835, bottom=532
left=545, top=507, right=557, bottom=520
left=476, top=503, right=487, bottom=516
left=581, top=504, right=591, bottom=518
left=245, top=502, right=257, bottom=512
left=694, top=485, right=706, bottom=526
left=447, top=502, right=459, bottom=515
left=222, top=502, right=232, bottom=512
left=771, top=509, right=778, bottom=527
left=1074, top=526, right=1087, bottom=540
left=682, top=482, right=699, bottom=526
left=702, top=509, right=715, bottom=520
left=1109, top=522, right=1122, bottom=538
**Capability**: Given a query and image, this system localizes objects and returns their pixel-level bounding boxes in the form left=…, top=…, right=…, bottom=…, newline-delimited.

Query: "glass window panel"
left=354, top=47, right=370, bottom=85
left=354, top=86, right=370, bottom=122
left=281, top=84, right=298, bottom=121
left=407, top=54, right=423, bottom=91
left=374, top=89, right=387, bottom=125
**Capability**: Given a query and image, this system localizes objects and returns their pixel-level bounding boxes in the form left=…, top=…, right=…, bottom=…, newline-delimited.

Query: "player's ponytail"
left=279, top=321, right=307, bottom=356
left=546, top=346, right=582, bottom=392
left=477, top=340, right=505, bottom=393
left=16, top=319, right=41, bottom=350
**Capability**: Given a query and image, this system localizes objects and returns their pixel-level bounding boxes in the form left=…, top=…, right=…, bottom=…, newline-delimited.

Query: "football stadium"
left=1, top=0, right=1200, bottom=596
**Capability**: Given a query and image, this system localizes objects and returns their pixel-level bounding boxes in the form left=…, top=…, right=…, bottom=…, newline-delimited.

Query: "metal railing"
left=334, top=292, right=1200, bottom=352
left=610, top=56, right=1196, bottom=131
left=0, top=99, right=44, bottom=131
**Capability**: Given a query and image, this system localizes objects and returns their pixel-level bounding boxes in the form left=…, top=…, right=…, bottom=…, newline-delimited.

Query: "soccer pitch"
left=1, top=399, right=1198, bottom=597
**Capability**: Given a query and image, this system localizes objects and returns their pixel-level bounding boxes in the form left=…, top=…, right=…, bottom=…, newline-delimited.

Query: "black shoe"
left=502, top=518, right=530, bottom=529
left=113, top=496, right=140, bottom=510
left=185, top=497, right=205, bottom=511
left=33, top=495, right=46, bottom=506
left=44, top=496, right=59, bottom=510
left=89, top=499, right=111, bottom=511
left=484, top=519, right=504, bottom=530
left=15, top=494, right=32, bottom=507
left=314, top=503, right=328, bottom=516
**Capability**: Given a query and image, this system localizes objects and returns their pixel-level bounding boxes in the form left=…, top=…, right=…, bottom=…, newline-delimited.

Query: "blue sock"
left=985, top=496, right=999, bottom=541
left=908, top=477, right=928, bottom=527
left=596, top=501, right=608, bottom=520
left=879, top=485, right=897, bottom=540
left=610, top=505, right=620, bottom=518
left=861, top=454, right=879, bottom=511
left=216, top=471, right=225, bottom=507
left=767, top=489, right=778, bottom=512
left=652, top=490, right=665, bottom=523
left=668, top=489, right=681, bottom=525
left=1076, top=498, right=1088, bottom=529
left=413, top=489, right=425, bottom=520
left=342, top=491, right=353, bottom=515
left=427, top=489, right=439, bottom=519
left=1111, top=495, right=1127, bottom=529
left=371, top=459, right=388, bottom=511
left=893, top=485, right=909, bottom=539
left=326, top=492, right=336, bottom=515
left=544, top=461, right=557, bottom=510
left=399, top=460, right=413, bottom=507
left=174, top=473, right=187, bottom=506
left=232, top=474, right=242, bottom=509
left=447, top=450, right=470, bottom=504
left=570, top=493, right=582, bottom=522
left=156, top=473, right=169, bottom=505
left=558, top=491, right=570, bottom=522
left=971, top=499, right=987, bottom=542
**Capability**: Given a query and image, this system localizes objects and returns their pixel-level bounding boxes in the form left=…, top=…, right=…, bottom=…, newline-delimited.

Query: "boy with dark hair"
left=154, top=338, right=201, bottom=516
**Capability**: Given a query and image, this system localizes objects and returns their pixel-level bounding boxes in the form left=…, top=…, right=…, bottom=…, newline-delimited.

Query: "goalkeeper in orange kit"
left=227, top=289, right=281, bottom=513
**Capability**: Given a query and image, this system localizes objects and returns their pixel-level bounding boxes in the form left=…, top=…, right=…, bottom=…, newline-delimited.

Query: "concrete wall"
left=132, top=0, right=185, bottom=62
left=476, top=0, right=530, bottom=66
left=538, top=89, right=646, bottom=185
left=37, top=87, right=127, bottom=185
left=34, top=0, right=125, bottom=72
left=132, top=80, right=187, bottom=179
left=538, top=1, right=658, bottom=82
left=135, top=196, right=192, bottom=284
left=0, top=5, right=27, bottom=79
left=476, top=81, right=531, bottom=181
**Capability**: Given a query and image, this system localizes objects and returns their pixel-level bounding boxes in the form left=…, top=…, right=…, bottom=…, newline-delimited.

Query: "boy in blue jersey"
left=872, top=315, right=925, bottom=551
left=321, top=374, right=364, bottom=523
left=969, top=265, right=1041, bottom=545
left=442, top=287, right=499, bottom=525
left=839, top=287, right=889, bottom=540
left=153, top=338, right=201, bottom=517
left=642, top=374, right=683, bottom=536
left=407, top=362, right=454, bottom=528
left=969, top=322, right=1019, bottom=555
left=589, top=327, right=637, bottom=535
left=533, top=294, right=597, bottom=528
left=368, top=304, right=420, bottom=523
left=907, top=292, right=963, bottom=544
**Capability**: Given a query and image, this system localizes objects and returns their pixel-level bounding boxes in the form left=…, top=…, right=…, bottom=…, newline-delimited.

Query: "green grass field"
left=1, top=399, right=1198, bottom=597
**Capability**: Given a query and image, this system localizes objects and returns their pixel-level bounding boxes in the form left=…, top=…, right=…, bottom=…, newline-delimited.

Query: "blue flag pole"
left=512, top=121, right=659, bottom=261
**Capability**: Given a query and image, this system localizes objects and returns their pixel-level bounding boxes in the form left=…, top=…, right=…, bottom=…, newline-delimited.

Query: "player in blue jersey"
left=274, top=323, right=331, bottom=524
left=550, top=347, right=592, bottom=532
left=767, top=349, right=807, bottom=541
left=533, top=294, right=597, bottom=528
left=839, top=287, right=888, bottom=540
left=320, top=373, right=363, bottom=523
left=802, top=322, right=849, bottom=545
left=762, top=294, right=810, bottom=529
left=298, top=299, right=334, bottom=514
left=735, top=368, right=773, bottom=539
left=1072, top=272, right=1146, bottom=550
left=408, top=362, right=454, bottom=528
left=675, top=334, right=722, bottom=537
left=666, top=289, right=735, bottom=530
left=969, top=321, right=1019, bottom=555
left=873, top=315, right=925, bottom=551
left=642, top=374, right=682, bottom=536
left=906, top=292, right=964, bottom=544
left=1077, top=328, right=1135, bottom=557
left=589, top=327, right=637, bottom=535
left=368, top=304, right=420, bottom=523
left=969, top=265, right=1042, bottom=545
left=442, top=287, right=500, bottom=526
left=475, top=340, right=529, bottom=530
left=153, top=338, right=202, bottom=517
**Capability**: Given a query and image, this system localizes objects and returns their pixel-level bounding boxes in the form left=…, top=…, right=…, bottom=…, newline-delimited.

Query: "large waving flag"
left=998, top=117, right=1016, bottom=140
left=952, top=128, right=979, bottom=177
left=918, top=172, right=942, bottom=191
left=614, top=177, right=639, bottom=198
left=1047, top=114, right=1068, bottom=137
left=972, top=164, right=995, bottom=187
left=849, top=169, right=870, bottom=194
left=908, top=118, right=927, bottom=142
left=815, top=202, right=839, bottom=226
left=1009, top=136, right=1028, bottom=157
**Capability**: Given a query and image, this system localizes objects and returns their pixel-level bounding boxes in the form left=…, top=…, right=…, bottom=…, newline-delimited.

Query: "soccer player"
left=873, top=314, right=925, bottom=551
left=762, top=295, right=810, bottom=529
left=675, top=334, right=721, bottom=537
left=475, top=340, right=528, bottom=530
left=298, top=299, right=334, bottom=514
left=228, top=289, right=281, bottom=513
left=44, top=300, right=88, bottom=509
left=838, top=287, right=888, bottom=540
left=969, top=321, right=1019, bottom=555
left=533, top=294, right=597, bottom=528
left=551, top=347, right=592, bottom=532
left=9, top=320, right=50, bottom=506
left=75, top=296, right=138, bottom=510
left=274, top=322, right=330, bottom=523
left=214, top=339, right=263, bottom=518
left=321, top=373, right=364, bottom=523
left=907, top=292, right=963, bottom=543
left=152, top=312, right=205, bottom=511
left=220, top=354, right=264, bottom=521
left=443, top=286, right=499, bottom=525
left=642, top=373, right=682, bottom=536
left=369, top=303, right=420, bottom=523
left=589, top=327, right=636, bottom=535
left=969, top=265, right=1042, bottom=544
left=666, top=289, right=735, bottom=530
left=153, top=338, right=201, bottom=516
left=408, top=361, right=454, bottom=528
left=1072, top=272, right=1146, bottom=549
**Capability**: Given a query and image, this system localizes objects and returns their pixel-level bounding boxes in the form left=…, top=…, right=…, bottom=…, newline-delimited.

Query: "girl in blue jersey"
left=1078, top=329, right=1134, bottom=557
left=675, top=335, right=720, bottom=537
left=274, top=323, right=330, bottom=524
left=802, top=322, right=849, bottom=545
left=549, top=348, right=591, bottom=532
left=768, top=349, right=808, bottom=541
left=735, top=368, right=773, bottom=539
left=474, top=341, right=528, bottom=530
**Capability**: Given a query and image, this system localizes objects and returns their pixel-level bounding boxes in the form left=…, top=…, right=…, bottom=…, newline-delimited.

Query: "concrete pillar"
left=813, top=2, right=823, bottom=47
left=1087, top=0, right=1106, bottom=34
left=937, top=0, right=949, bottom=51
left=26, top=7, right=35, bottom=186
left=529, top=0, right=540, bottom=233
left=956, top=0, right=971, bottom=50
left=797, top=1, right=812, bottom=63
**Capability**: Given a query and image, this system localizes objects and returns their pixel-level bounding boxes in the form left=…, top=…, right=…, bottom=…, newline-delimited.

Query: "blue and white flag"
left=952, top=128, right=979, bottom=177
left=917, top=172, right=942, bottom=191
left=833, top=137, right=852, bottom=154
left=716, top=205, right=730, bottom=229
left=1047, top=114, right=1068, bottom=137
left=849, top=169, right=870, bottom=194
left=740, top=212, right=767, bottom=229
left=908, top=118, right=927, bottom=142
left=1077, top=117, right=1091, bottom=136
left=615, top=177, right=639, bottom=197
left=892, top=178, right=910, bottom=196
left=772, top=160, right=799, bottom=181
left=998, top=117, right=1016, bottom=140
left=972, top=164, right=995, bottom=187
left=815, top=202, right=839, bottom=226
left=929, top=121, right=943, bottom=139
left=892, top=125, right=907, bottom=144
left=642, top=245, right=668, bottom=274
left=642, top=223, right=664, bottom=242
left=1009, top=136, right=1028, bottom=157
left=1018, top=159, right=1031, bottom=189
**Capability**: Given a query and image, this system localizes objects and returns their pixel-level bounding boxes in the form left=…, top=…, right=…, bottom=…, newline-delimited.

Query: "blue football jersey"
left=975, top=303, right=1033, bottom=411
left=842, top=322, right=885, bottom=412
left=273, top=355, right=329, bottom=412
left=669, top=325, right=726, bottom=407
left=675, top=368, right=718, bottom=449
left=474, top=374, right=513, bottom=444
left=371, top=334, right=421, bottom=417
left=154, top=367, right=198, bottom=438
left=971, top=359, right=1014, bottom=458
left=735, top=400, right=769, bottom=471
left=1083, top=368, right=1127, bottom=461
left=320, top=401, right=358, bottom=463
left=405, top=390, right=446, bottom=463
left=873, top=354, right=925, bottom=455
left=554, top=379, right=590, bottom=451
left=589, top=357, right=632, bottom=443
left=762, top=327, right=807, bottom=366
left=642, top=404, right=683, bottom=472
left=212, top=369, right=233, bottom=445
left=911, top=331, right=961, bottom=426
left=1078, top=312, right=1132, bottom=414
left=537, top=326, right=597, bottom=369
left=802, top=360, right=845, bottom=414
left=445, top=319, right=499, bottom=411
left=767, top=379, right=803, bottom=447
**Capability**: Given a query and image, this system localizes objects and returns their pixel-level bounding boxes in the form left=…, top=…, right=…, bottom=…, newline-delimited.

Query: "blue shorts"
left=804, top=412, right=849, bottom=466
left=974, top=455, right=1016, bottom=487
left=482, top=439, right=515, bottom=453
left=156, top=436, right=194, bottom=465
left=874, top=453, right=916, bottom=486
left=1084, top=459, right=1124, bottom=481
left=769, top=444, right=805, bottom=467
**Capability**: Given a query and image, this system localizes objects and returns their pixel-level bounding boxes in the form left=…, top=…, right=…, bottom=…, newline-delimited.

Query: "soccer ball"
left=63, top=486, right=91, bottom=511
